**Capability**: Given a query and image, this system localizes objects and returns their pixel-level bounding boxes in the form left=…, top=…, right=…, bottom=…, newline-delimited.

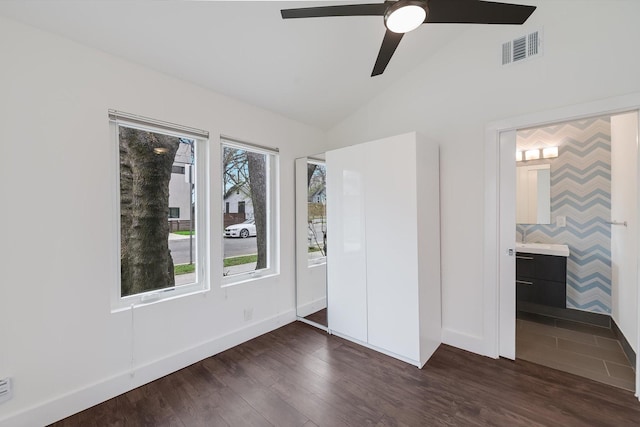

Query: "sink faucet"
left=521, top=227, right=527, bottom=243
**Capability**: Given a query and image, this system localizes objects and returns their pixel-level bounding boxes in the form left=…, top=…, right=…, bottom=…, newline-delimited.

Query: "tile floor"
left=516, top=312, right=636, bottom=391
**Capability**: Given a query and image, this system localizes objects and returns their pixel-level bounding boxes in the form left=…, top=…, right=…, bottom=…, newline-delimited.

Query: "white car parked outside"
left=224, top=219, right=256, bottom=238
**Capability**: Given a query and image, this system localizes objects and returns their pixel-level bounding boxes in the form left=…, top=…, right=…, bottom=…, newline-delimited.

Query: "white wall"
left=0, top=16, right=325, bottom=426
left=327, top=0, right=640, bottom=355
left=611, top=112, right=639, bottom=351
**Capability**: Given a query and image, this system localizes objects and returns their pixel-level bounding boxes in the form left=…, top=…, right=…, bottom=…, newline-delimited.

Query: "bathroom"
left=514, top=113, right=637, bottom=391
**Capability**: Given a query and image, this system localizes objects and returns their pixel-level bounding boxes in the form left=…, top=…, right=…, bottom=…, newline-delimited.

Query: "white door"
left=326, top=146, right=368, bottom=343
left=610, top=112, right=639, bottom=368
left=499, top=130, right=517, bottom=359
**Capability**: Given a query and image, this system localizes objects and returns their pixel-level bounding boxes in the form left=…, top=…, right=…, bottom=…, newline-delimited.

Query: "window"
left=222, top=138, right=278, bottom=284
left=110, top=110, right=209, bottom=310
left=307, top=160, right=326, bottom=265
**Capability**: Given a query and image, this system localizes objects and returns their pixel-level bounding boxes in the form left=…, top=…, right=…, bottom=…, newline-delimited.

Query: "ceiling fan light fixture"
left=384, top=0, right=427, bottom=34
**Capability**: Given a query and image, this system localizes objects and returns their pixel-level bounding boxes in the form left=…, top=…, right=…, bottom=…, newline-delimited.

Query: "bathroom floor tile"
left=606, top=361, right=636, bottom=382
left=557, top=338, right=631, bottom=365
left=516, top=328, right=557, bottom=349
left=516, top=311, right=557, bottom=326
left=595, top=336, right=625, bottom=351
left=555, top=319, right=617, bottom=339
left=517, top=344, right=608, bottom=375
left=516, top=312, right=635, bottom=392
left=519, top=319, right=597, bottom=345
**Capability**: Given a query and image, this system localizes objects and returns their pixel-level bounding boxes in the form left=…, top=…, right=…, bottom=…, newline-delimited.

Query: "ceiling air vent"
left=502, top=29, right=542, bottom=66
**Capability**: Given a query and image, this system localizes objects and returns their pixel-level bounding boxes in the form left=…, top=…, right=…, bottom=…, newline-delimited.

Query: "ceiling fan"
left=281, top=0, right=536, bottom=76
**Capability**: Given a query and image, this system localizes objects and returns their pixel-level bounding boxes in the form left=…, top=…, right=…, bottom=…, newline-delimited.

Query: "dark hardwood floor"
left=51, top=321, right=640, bottom=426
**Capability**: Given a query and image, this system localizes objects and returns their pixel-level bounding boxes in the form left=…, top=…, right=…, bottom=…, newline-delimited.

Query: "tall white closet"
left=326, top=132, right=441, bottom=368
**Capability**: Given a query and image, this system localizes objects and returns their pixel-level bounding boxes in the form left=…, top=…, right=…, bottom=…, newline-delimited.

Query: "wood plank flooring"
left=51, top=321, right=640, bottom=426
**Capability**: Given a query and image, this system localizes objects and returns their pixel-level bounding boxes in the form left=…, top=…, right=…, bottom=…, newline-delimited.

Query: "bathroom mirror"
left=295, top=155, right=328, bottom=328
left=516, top=164, right=551, bottom=224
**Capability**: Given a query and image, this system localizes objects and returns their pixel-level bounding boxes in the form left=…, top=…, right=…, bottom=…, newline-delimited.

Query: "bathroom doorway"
left=485, top=94, right=640, bottom=398
left=513, top=114, right=636, bottom=391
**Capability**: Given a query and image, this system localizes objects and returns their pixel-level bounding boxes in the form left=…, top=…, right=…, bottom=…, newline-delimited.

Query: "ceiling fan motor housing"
left=384, top=0, right=429, bottom=34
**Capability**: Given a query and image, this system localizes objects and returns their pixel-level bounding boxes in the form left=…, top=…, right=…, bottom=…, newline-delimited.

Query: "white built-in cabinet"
left=326, top=132, right=441, bottom=368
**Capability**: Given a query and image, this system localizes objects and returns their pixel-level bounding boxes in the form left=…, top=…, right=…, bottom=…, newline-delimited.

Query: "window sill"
left=308, top=258, right=327, bottom=268
left=221, top=270, right=279, bottom=288
left=111, top=286, right=210, bottom=313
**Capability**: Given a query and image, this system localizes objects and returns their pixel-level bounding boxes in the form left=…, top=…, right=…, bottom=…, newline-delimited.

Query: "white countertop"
left=516, top=242, right=570, bottom=257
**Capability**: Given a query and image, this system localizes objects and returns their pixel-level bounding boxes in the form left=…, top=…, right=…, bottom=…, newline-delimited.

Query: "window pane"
left=307, top=162, right=326, bottom=261
left=222, top=144, right=270, bottom=276
left=119, top=125, right=196, bottom=297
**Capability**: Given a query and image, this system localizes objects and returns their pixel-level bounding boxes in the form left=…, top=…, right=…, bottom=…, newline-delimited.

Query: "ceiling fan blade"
left=371, top=30, right=404, bottom=77
left=426, top=0, right=536, bottom=24
left=281, top=3, right=387, bottom=19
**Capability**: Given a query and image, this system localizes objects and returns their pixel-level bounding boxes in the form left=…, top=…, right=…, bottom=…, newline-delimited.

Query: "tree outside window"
left=118, top=125, right=197, bottom=297
left=222, top=141, right=277, bottom=279
left=307, top=162, right=326, bottom=262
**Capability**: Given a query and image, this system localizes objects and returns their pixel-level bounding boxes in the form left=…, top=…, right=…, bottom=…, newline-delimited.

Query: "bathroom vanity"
left=516, top=242, right=569, bottom=308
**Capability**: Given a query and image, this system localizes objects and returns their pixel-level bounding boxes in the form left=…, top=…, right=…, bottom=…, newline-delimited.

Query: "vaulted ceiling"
left=0, top=1, right=474, bottom=129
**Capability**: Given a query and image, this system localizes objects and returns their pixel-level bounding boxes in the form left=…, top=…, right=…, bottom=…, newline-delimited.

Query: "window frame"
left=221, top=138, right=279, bottom=286
left=110, top=112, right=210, bottom=312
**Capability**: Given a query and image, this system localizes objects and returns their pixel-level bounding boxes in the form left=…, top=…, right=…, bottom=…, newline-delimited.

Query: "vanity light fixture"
left=542, top=146, right=559, bottom=159
left=524, top=149, right=540, bottom=161
left=384, top=0, right=428, bottom=34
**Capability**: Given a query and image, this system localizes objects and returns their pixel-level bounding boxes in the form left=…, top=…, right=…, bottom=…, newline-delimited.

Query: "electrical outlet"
left=244, top=308, right=253, bottom=321
left=0, top=377, right=13, bottom=404
left=556, top=216, right=566, bottom=227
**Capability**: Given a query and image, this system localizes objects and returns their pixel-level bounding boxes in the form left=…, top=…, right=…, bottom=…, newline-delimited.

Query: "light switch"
left=556, top=216, right=566, bottom=227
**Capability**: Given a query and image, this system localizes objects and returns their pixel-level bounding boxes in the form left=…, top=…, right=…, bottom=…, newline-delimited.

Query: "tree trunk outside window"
left=247, top=152, right=267, bottom=270
left=119, top=127, right=180, bottom=296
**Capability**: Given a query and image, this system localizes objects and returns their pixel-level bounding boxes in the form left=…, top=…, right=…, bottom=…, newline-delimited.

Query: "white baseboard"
left=0, top=310, right=296, bottom=427
left=329, top=330, right=422, bottom=368
left=441, top=328, right=492, bottom=358
left=296, top=296, right=327, bottom=318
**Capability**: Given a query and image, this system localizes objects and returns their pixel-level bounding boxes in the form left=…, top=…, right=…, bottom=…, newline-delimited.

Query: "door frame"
left=484, top=92, right=640, bottom=399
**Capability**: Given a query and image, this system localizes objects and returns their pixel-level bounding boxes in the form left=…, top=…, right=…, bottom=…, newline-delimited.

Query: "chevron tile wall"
left=516, top=117, right=612, bottom=314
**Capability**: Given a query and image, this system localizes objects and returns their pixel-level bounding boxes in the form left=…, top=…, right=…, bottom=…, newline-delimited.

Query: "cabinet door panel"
left=515, top=254, right=536, bottom=278
left=535, top=254, right=566, bottom=282
left=365, top=135, right=419, bottom=361
left=326, top=146, right=368, bottom=343
left=516, top=278, right=566, bottom=308
left=516, top=252, right=566, bottom=282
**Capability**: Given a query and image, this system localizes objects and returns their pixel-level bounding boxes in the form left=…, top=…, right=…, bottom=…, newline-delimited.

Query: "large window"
left=222, top=138, right=278, bottom=284
left=110, top=111, right=209, bottom=309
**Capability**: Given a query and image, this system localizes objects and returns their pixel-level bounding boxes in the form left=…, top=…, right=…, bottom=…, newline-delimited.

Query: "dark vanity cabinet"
left=516, top=252, right=567, bottom=308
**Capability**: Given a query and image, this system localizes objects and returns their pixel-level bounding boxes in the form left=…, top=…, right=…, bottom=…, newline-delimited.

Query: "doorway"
left=512, top=114, right=636, bottom=391
left=484, top=93, right=640, bottom=399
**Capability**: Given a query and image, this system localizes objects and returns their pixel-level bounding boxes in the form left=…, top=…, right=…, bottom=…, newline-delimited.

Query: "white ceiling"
left=0, top=1, right=470, bottom=129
